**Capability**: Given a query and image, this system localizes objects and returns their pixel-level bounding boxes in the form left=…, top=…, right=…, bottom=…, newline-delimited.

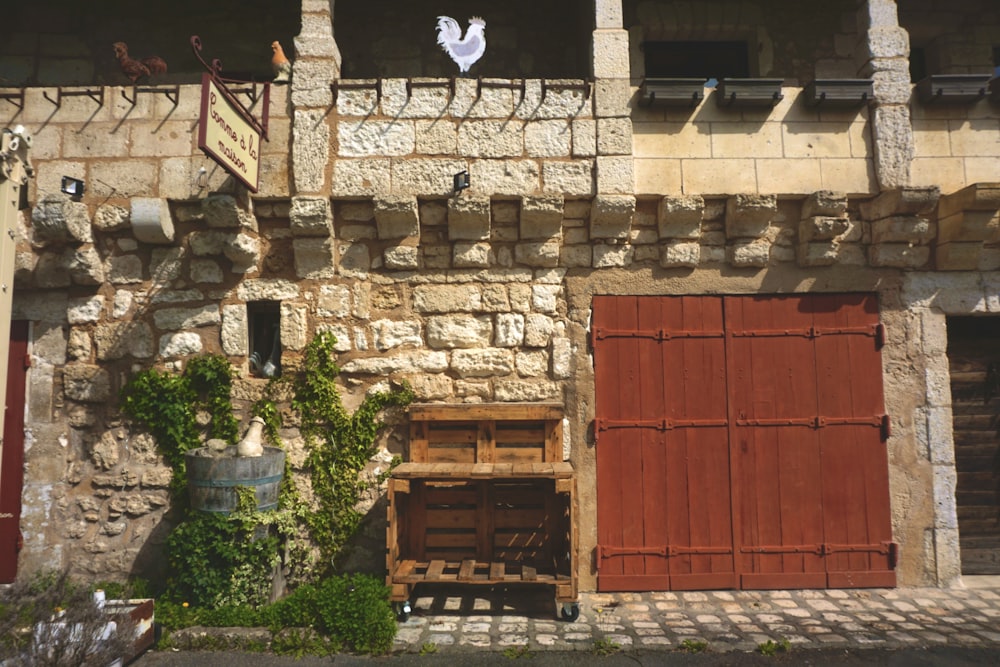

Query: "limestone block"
left=224, top=233, right=261, bottom=273
left=457, top=120, right=523, bottom=158
left=34, top=252, right=70, bottom=288
left=572, top=119, right=597, bottom=158
left=453, top=242, right=492, bottom=268
left=339, top=119, right=415, bottom=157
left=938, top=210, right=1000, bottom=243
left=159, top=332, right=203, bottom=358
left=384, top=245, right=420, bottom=270
left=293, top=109, right=331, bottom=193
left=372, top=320, right=422, bottom=351
left=451, top=349, right=514, bottom=378
left=796, top=242, right=840, bottom=267
left=353, top=283, right=371, bottom=319
left=482, top=285, right=513, bottom=312
left=153, top=305, right=220, bottom=330
left=552, top=338, right=572, bottom=380
left=592, top=29, right=630, bottom=79
left=68, top=247, right=105, bottom=285
left=935, top=242, right=982, bottom=271
left=409, top=374, right=453, bottom=401
left=340, top=201, right=375, bottom=222
left=597, top=117, right=633, bottom=156
left=189, top=231, right=226, bottom=256
left=938, top=183, right=1000, bottom=219
left=494, top=313, right=525, bottom=347
left=531, top=285, right=561, bottom=314
left=800, top=216, right=851, bottom=242
left=596, top=156, right=634, bottom=195
left=414, top=284, right=482, bottom=313
left=374, top=196, right=419, bottom=239
left=202, top=194, right=257, bottom=231
left=658, top=195, right=704, bottom=239
left=593, top=78, right=632, bottom=120
left=470, top=160, right=541, bottom=196
left=416, top=119, right=458, bottom=154
left=106, top=255, right=143, bottom=284
left=870, top=106, right=916, bottom=190
left=318, top=284, right=350, bottom=318
left=868, top=244, right=931, bottom=268
left=494, top=380, right=560, bottom=402
left=508, top=284, right=532, bottom=313
left=725, top=194, right=777, bottom=239
left=338, top=242, right=371, bottom=277
left=861, top=187, right=940, bottom=220
left=94, top=322, right=153, bottom=360
left=516, top=350, right=549, bottom=377
left=519, top=195, right=564, bottom=240
left=293, top=238, right=336, bottom=279
left=590, top=194, right=635, bottom=239
left=340, top=351, right=449, bottom=375
left=279, top=303, right=309, bottom=352
left=593, top=244, right=634, bottom=267
left=543, top=161, right=594, bottom=196
left=728, top=241, right=771, bottom=268
left=236, top=279, right=300, bottom=302
left=31, top=195, right=92, bottom=245
left=802, top=191, right=848, bottom=218
left=93, top=204, right=129, bottom=232
left=561, top=245, right=592, bottom=267
left=63, top=363, right=111, bottom=402
left=221, top=304, right=248, bottom=356
left=67, top=296, right=104, bottom=324
left=870, top=217, right=936, bottom=244
left=448, top=196, right=491, bottom=241
left=67, top=328, right=90, bottom=360
left=515, top=241, right=561, bottom=268
left=289, top=196, right=333, bottom=237
left=524, top=120, right=571, bottom=158
left=866, top=26, right=909, bottom=60
left=660, top=241, right=700, bottom=268
left=188, top=259, right=223, bottom=284
left=426, top=315, right=493, bottom=349
left=332, top=159, right=391, bottom=197
left=525, top=313, right=555, bottom=347
left=595, top=0, right=623, bottom=28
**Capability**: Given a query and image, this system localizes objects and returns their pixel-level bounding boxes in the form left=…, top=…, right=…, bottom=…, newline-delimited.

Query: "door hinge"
left=22, top=353, right=30, bottom=369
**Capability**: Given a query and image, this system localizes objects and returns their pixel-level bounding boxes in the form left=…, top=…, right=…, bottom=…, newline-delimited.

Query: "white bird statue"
left=436, top=16, right=486, bottom=75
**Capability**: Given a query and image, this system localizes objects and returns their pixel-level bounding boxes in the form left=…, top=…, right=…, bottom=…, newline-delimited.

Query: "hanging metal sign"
left=191, top=36, right=269, bottom=193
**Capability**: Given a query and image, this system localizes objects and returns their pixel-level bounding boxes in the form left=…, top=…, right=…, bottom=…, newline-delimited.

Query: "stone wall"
left=899, top=0, right=1000, bottom=75
left=911, top=99, right=1000, bottom=195
left=633, top=87, right=876, bottom=196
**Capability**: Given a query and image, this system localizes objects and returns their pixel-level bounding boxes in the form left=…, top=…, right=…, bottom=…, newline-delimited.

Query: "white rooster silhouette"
left=436, top=16, right=486, bottom=74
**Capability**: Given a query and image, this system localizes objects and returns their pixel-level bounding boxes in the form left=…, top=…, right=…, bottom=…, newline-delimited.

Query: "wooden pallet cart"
left=386, top=403, right=578, bottom=621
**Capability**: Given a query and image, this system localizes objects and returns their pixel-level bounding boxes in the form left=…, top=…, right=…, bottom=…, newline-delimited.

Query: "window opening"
left=910, top=46, right=927, bottom=82
left=644, top=41, right=750, bottom=88
left=993, top=46, right=1000, bottom=78
left=248, top=301, right=281, bottom=378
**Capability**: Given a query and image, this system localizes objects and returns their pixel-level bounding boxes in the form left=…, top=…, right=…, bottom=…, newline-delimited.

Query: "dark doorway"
left=947, top=316, right=1000, bottom=575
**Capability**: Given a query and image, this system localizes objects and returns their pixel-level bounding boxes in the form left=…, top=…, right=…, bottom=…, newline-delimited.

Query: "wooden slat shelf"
left=388, top=404, right=579, bottom=616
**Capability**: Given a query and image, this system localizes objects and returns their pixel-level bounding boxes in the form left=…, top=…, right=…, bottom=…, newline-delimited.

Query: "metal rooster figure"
left=435, top=16, right=486, bottom=75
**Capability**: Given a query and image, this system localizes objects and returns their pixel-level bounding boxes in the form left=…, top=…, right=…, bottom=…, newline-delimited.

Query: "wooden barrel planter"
left=185, top=446, right=285, bottom=513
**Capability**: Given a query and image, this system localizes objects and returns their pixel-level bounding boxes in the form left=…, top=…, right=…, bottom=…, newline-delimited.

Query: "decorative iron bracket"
left=0, top=89, right=25, bottom=110
left=540, top=78, right=592, bottom=102
left=121, top=84, right=179, bottom=106
left=42, top=86, right=105, bottom=108
left=331, top=79, right=382, bottom=107
left=190, top=35, right=269, bottom=140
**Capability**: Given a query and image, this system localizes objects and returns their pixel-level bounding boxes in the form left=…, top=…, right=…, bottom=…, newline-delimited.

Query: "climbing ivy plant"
left=291, top=331, right=413, bottom=570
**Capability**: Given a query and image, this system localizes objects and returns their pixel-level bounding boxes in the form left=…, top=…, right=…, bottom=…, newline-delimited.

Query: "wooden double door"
left=593, top=295, right=896, bottom=591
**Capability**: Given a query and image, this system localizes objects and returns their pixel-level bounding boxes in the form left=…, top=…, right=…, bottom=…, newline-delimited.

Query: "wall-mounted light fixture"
left=60, top=176, right=85, bottom=200
left=453, top=170, right=470, bottom=194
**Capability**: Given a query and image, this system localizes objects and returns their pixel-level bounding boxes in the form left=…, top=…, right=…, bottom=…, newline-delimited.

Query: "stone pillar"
left=291, top=0, right=340, bottom=195
left=592, top=0, right=634, bottom=197
left=858, top=0, right=914, bottom=190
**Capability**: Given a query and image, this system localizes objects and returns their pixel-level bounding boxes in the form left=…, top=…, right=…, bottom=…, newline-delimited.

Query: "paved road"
left=142, top=582, right=1000, bottom=665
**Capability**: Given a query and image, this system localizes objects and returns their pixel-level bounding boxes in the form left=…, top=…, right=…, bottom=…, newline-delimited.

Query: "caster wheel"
left=393, top=601, right=412, bottom=622
left=559, top=602, right=580, bottom=622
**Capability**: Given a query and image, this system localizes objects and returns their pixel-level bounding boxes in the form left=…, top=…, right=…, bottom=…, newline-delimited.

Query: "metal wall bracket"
left=0, top=89, right=25, bottom=110
left=121, top=85, right=179, bottom=107
left=474, top=77, right=525, bottom=103
left=331, top=79, right=381, bottom=106
left=43, top=86, right=105, bottom=108
left=540, top=78, right=592, bottom=102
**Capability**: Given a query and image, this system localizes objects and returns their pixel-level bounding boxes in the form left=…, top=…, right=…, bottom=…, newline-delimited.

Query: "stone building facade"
left=1, top=0, right=998, bottom=590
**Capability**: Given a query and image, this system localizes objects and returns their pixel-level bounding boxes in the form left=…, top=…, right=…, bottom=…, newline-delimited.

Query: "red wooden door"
left=594, top=296, right=734, bottom=591
left=594, top=295, right=895, bottom=591
left=1, top=321, right=29, bottom=583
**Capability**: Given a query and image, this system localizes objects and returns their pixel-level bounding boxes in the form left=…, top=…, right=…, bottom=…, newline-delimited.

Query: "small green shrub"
left=679, top=638, right=708, bottom=653
left=757, top=638, right=791, bottom=656
left=502, top=644, right=535, bottom=659
left=591, top=637, right=621, bottom=656
left=310, top=574, right=396, bottom=654
left=418, top=642, right=438, bottom=655
left=270, top=628, right=337, bottom=657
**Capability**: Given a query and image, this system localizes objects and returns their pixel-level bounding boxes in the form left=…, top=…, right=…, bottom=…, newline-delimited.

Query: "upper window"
left=644, top=41, right=750, bottom=80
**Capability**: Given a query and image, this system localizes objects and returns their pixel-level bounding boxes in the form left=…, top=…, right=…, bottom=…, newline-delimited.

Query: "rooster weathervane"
left=436, top=16, right=486, bottom=74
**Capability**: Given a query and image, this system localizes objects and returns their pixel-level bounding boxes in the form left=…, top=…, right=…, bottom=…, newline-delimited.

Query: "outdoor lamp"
left=60, top=176, right=85, bottom=200
left=453, top=170, right=470, bottom=193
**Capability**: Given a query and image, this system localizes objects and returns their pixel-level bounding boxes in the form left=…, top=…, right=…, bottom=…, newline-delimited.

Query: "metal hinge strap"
left=594, top=327, right=725, bottom=341
left=597, top=418, right=729, bottom=433
left=598, top=544, right=733, bottom=560
left=741, top=541, right=894, bottom=556
left=729, top=324, right=880, bottom=339
left=735, top=414, right=890, bottom=441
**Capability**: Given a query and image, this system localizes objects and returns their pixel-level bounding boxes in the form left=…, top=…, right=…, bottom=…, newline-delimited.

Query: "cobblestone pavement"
left=391, top=580, right=1000, bottom=655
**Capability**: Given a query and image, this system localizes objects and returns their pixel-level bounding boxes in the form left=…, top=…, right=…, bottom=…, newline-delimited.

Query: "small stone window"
left=644, top=41, right=751, bottom=86
left=248, top=301, right=281, bottom=379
